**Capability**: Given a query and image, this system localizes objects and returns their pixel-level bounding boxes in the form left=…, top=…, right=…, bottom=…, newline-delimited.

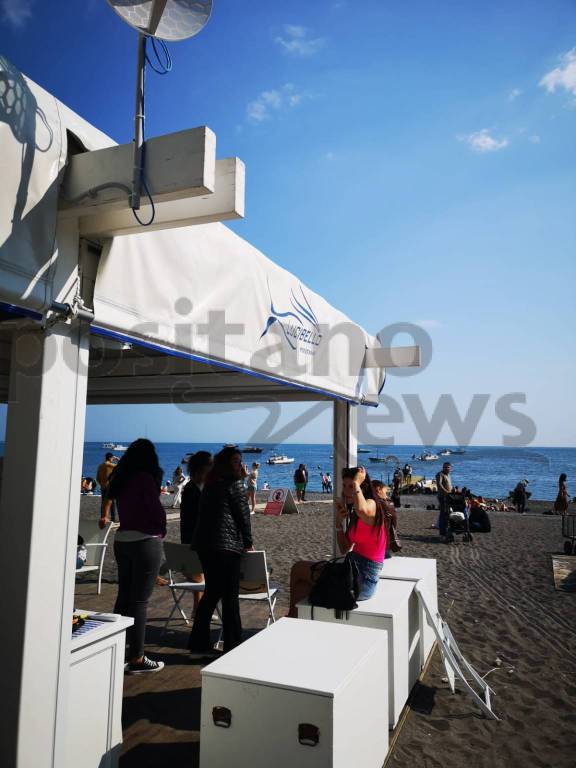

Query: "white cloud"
left=275, top=24, right=325, bottom=57
left=1, top=0, right=33, bottom=27
left=460, top=129, right=509, bottom=153
left=540, top=49, right=576, bottom=96
left=529, top=134, right=541, bottom=144
left=508, top=88, right=522, bottom=101
left=246, top=83, right=305, bottom=124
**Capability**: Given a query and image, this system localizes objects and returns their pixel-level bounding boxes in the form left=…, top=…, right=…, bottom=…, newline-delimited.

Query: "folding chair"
left=76, top=519, right=112, bottom=595
left=162, top=542, right=221, bottom=636
left=238, top=550, right=278, bottom=626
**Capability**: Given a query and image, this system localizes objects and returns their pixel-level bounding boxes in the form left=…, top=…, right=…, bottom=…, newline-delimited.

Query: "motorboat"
left=439, top=449, right=452, bottom=456
left=102, top=442, right=127, bottom=451
left=267, top=454, right=295, bottom=465
left=242, top=446, right=263, bottom=453
left=450, top=449, right=466, bottom=455
left=358, top=448, right=371, bottom=453
left=419, top=452, right=439, bottom=462
left=368, top=455, right=387, bottom=463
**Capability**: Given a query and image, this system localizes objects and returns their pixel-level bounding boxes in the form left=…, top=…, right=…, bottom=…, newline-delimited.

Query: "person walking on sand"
left=435, top=462, right=453, bottom=541
left=294, top=464, right=307, bottom=503
left=171, top=465, right=186, bottom=508
left=188, top=447, right=253, bottom=658
left=100, top=439, right=166, bottom=675
left=247, top=462, right=259, bottom=515
left=325, top=471, right=333, bottom=493
left=96, top=452, right=118, bottom=521
left=554, top=473, right=570, bottom=514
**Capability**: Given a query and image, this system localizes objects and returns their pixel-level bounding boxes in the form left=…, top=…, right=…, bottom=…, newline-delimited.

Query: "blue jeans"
left=349, top=552, right=383, bottom=600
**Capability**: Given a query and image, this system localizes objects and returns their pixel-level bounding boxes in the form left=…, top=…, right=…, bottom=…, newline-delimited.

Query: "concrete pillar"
left=332, top=401, right=358, bottom=553
left=0, top=320, right=89, bottom=767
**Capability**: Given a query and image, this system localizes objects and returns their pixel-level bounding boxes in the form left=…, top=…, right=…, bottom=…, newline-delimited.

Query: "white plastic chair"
left=162, top=542, right=218, bottom=636
left=76, top=519, right=112, bottom=595
left=238, top=550, right=278, bottom=626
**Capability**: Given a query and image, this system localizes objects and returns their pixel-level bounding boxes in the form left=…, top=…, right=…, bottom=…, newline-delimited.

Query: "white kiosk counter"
left=66, top=615, right=133, bottom=768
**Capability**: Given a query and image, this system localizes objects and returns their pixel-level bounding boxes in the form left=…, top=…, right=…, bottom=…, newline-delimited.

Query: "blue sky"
left=1, top=0, right=575, bottom=446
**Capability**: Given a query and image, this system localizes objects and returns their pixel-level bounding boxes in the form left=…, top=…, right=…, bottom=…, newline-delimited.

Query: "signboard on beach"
left=263, top=488, right=299, bottom=516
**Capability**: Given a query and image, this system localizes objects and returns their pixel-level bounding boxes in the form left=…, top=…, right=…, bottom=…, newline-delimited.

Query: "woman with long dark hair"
left=287, top=466, right=388, bottom=616
left=554, top=473, right=570, bottom=514
left=100, top=438, right=166, bottom=674
left=188, top=447, right=253, bottom=658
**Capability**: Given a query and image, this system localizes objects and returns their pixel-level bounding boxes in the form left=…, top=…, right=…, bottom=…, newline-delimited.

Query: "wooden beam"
left=78, top=157, right=244, bottom=237
left=59, top=127, right=216, bottom=217
left=364, top=345, right=421, bottom=368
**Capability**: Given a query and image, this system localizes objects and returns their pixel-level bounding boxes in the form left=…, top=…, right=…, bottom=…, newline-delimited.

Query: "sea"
left=72, top=443, right=576, bottom=502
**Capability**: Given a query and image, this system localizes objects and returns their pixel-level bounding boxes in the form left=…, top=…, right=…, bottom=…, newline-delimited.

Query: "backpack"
left=309, top=554, right=360, bottom=613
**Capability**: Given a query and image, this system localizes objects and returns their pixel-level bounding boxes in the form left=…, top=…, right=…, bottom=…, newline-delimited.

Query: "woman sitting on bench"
left=287, top=467, right=388, bottom=616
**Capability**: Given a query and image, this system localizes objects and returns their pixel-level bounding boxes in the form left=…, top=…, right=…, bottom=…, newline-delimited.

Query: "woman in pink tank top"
left=335, top=467, right=388, bottom=599
left=287, top=467, right=389, bottom=614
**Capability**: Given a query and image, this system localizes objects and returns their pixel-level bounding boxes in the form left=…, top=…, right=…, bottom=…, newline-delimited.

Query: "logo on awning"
left=260, top=283, right=323, bottom=355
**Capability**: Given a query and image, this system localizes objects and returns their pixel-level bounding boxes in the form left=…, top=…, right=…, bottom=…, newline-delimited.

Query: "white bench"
left=200, top=618, right=388, bottom=768
left=379, top=556, right=438, bottom=670
left=297, top=579, right=418, bottom=728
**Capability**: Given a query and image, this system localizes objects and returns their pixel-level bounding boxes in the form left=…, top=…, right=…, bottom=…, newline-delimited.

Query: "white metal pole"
left=0, top=320, right=90, bottom=767
left=332, top=401, right=358, bottom=554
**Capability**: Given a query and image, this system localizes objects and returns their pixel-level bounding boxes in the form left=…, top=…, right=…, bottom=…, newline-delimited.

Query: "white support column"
left=0, top=320, right=90, bottom=768
left=332, top=401, right=358, bottom=554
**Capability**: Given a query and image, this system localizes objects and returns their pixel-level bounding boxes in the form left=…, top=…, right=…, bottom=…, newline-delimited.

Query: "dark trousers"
left=114, top=537, right=162, bottom=658
left=188, top=550, right=242, bottom=653
left=438, top=495, right=449, bottom=536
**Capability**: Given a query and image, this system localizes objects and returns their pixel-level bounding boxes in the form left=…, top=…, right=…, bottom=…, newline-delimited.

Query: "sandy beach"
left=78, top=493, right=576, bottom=767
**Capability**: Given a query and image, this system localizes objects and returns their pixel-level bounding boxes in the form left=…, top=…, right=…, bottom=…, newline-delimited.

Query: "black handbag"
left=309, top=554, right=360, bottom=613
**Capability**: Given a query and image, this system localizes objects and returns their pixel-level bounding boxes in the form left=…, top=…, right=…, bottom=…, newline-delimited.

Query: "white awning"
left=0, top=56, right=385, bottom=405
left=93, top=223, right=384, bottom=404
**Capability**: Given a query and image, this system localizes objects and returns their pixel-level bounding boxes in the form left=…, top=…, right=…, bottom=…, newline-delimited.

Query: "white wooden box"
left=200, top=618, right=388, bottom=768
left=297, top=580, right=418, bottom=727
left=379, top=557, right=438, bottom=668
left=66, top=615, right=133, bottom=768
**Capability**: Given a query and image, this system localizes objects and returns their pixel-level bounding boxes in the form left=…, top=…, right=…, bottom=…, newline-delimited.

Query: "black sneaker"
left=125, top=656, right=165, bottom=675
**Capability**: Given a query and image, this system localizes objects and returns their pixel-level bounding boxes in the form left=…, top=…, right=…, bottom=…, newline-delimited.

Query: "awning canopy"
left=0, top=56, right=385, bottom=405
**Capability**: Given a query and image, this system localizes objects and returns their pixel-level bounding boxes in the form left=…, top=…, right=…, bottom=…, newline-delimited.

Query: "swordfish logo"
left=260, top=282, right=323, bottom=355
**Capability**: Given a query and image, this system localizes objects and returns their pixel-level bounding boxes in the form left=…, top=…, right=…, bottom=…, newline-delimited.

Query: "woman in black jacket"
left=189, top=447, right=253, bottom=658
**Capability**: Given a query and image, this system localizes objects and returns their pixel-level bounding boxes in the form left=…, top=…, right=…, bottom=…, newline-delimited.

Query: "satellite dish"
left=107, top=0, right=213, bottom=41
left=105, top=0, right=213, bottom=218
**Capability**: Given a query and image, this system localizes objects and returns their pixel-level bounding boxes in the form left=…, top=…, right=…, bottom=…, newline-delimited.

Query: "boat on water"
left=358, top=448, right=371, bottom=453
left=242, top=446, right=263, bottom=454
left=102, top=442, right=127, bottom=451
left=267, top=454, right=295, bottom=465
left=439, top=449, right=452, bottom=456
left=450, top=448, right=466, bottom=455
left=368, top=456, right=387, bottom=463
left=419, top=451, right=439, bottom=462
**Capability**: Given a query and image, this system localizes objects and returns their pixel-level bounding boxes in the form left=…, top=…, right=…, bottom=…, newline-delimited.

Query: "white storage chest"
left=297, top=579, right=418, bottom=727
left=200, top=617, right=388, bottom=768
left=379, top=557, right=438, bottom=668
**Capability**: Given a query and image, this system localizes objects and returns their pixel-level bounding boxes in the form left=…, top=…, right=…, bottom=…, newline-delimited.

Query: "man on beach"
left=436, top=462, right=453, bottom=541
left=96, top=452, right=118, bottom=522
